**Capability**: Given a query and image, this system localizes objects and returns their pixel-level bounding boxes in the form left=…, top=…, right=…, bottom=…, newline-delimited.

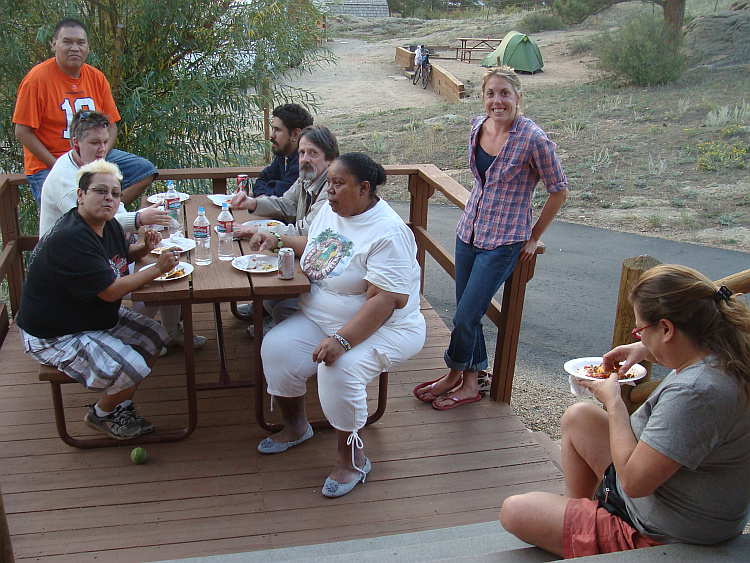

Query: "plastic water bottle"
left=193, top=207, right=212, bottom=266
left=217, top=203, right=234, bottom=261
left=164, top=180, right=182, bottom=229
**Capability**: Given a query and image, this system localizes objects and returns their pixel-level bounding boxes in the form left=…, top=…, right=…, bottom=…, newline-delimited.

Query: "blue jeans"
left=444, top=237, right=523, bottom=373
left=26, top=149, right=158, bottom=205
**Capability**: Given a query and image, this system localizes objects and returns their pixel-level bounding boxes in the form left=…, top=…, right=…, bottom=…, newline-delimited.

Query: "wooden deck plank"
left=0, top=300, right=563, bottom=561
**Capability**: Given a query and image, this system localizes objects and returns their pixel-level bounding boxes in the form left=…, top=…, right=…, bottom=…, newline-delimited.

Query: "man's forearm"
left=106, top=123, right=118, bottom=153
left=14, top=124, right=57, bottom=169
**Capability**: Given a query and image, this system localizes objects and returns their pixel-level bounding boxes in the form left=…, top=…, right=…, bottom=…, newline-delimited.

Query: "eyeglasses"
left=89, top=186, right=121, bottom=198
left=631, top=321, right=655, bottom=339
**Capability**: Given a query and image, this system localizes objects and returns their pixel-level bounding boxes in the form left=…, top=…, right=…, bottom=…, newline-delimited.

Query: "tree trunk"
left=663, top=0, right=686, bottom=44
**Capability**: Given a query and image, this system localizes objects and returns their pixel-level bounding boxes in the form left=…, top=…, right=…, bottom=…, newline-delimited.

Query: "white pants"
left=261, top=311, right=425, bottom=432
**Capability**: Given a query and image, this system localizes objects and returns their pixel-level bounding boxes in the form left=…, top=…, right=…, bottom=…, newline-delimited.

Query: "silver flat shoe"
left=257, top=424, right=313, bottom=454
left=322, top=457, right=371, bottom=498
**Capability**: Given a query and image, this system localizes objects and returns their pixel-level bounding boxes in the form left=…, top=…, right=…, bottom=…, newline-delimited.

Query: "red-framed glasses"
left=631, top=322, right=655, bottom=339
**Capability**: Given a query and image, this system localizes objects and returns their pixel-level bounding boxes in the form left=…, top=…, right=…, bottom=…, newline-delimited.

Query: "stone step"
left=155, top=520, right=750, bottom=562
left=154, top=521, right=556, bottom=562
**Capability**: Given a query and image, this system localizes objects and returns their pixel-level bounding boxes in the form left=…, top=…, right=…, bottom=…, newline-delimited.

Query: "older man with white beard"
left=230, top=126, right=339, bottom=239
left=230, top=126, right=340, bottom=335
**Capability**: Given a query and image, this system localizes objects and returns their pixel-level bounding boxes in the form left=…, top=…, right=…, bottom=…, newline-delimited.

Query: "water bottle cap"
left=198, top=207, right=205, bottom=212
left=222, top=203, right=229, bottom=209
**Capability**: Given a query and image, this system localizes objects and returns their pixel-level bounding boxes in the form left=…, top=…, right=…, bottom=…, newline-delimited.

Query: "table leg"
left=181, top=302, right=199, bottom=435
left=213, top=302, right=231, bottom=384
left=253, top=297, right=282, bottom=432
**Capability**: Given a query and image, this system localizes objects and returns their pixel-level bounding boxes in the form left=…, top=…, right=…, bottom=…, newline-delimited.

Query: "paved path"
left=391, top=202, right=750, bottom=382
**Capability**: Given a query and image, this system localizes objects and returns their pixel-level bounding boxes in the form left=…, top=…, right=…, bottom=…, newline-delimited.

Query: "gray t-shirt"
left=622, top=358, right=750, bottom=544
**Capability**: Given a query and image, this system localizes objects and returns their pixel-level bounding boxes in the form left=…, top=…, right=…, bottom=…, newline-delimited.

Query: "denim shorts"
left=26, top=149, right=158, bottom=205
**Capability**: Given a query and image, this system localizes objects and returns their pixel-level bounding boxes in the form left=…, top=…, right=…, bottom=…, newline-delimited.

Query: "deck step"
left=155, top=520, right=750, bottom=563
left=155, top=521, right=557, bottom=562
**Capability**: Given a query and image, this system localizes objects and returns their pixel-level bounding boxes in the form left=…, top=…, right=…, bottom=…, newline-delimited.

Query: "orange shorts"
left=563, top=498, right=663, bottom=558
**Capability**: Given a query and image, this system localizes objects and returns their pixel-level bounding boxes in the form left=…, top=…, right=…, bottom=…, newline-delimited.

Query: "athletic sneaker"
left=167, top=322, right=207, bottom=349
left=84, top=404, right=143, bottom=440
left=237, top=303, right=272, bottom=318
left=236, top=303, right=254, bottom=317
left=118, top=403, right=155, bottom=434
left=247, top=317, right=275, bottom=338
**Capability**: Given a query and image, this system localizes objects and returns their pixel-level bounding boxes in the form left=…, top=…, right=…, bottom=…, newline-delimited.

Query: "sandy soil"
left=285, top=20, right=750, bottom=252
left=289, top=30, right=596, bottom=121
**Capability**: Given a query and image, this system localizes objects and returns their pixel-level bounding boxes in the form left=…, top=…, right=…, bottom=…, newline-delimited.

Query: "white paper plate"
left=242, top=219, right=283, bottom=229
left=140, top=261, right=194, bottom=281
left=232, top=254, right=278, bottom=274
left=151, top=237, right=196, bottom=255
left=147, top=192, right=190, bottom=204
left=564, top=357, right=647, bottom=384
left=206, top=194, right=235, bottom=208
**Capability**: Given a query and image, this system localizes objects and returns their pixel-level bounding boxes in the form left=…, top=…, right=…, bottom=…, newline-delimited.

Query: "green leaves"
left=0, top=0, right=332, bottom=174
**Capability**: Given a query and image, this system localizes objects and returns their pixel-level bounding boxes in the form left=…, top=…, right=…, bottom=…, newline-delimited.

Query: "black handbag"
left=595, top=463, right=636, bottom=529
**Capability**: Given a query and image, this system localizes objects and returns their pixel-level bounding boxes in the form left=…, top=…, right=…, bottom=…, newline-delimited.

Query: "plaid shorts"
left=21, top=307, right=169, bottom=395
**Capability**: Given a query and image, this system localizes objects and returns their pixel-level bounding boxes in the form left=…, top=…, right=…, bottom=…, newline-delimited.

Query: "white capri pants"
left=261, top=311, right=426, bottom=432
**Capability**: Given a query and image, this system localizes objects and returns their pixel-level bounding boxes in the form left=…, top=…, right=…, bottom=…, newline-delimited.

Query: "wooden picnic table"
left=131, top=194, right=311, bottom=433
left=455, top=37, right=502, bottom=63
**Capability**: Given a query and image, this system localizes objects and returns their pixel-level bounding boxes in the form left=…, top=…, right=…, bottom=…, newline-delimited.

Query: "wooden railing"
left=0, top=165, right=543, bottom=404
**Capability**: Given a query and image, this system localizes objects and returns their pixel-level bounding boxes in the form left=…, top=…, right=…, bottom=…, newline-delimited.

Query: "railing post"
left=0, top=178, right=24, bottom=316
left=408, top=168, right=433, bottom=294
left=613, top=255, right=661, bottom=413
left=211, top=178, right=227, bottom=194
left=490, top=250, right=540, bottom=404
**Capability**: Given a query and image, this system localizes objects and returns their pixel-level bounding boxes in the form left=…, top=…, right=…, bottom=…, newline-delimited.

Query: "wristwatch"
left=272, top=232, right=283, bottom=252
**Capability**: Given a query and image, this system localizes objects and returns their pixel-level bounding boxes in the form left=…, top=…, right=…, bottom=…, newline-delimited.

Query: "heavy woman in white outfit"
left=249, top=153, right=426, bottom=498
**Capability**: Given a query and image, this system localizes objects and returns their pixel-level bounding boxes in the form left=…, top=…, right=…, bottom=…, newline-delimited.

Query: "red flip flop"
left=413, top=376, right=461, bottom=403
left=432, top=393, right=482, bottom=410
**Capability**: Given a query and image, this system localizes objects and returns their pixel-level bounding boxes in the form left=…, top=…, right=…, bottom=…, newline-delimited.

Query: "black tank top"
left=475, top=142, right=496, bottom=185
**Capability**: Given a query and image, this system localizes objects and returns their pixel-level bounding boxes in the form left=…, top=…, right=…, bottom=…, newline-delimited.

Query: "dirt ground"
left=291, top=30, right=595, bottom=119
left=286, top=12, right=750, bottom=252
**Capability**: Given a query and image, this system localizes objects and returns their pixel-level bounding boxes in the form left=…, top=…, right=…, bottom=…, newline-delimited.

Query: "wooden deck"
left=0, top=299, right=563, bottom=562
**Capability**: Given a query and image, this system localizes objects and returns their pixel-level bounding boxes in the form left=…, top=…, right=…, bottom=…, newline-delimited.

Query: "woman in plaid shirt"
left=415, top=66, right=568, bottom=409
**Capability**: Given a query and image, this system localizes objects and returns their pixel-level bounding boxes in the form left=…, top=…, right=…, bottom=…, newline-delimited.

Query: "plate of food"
left=206, top=193, right=235, bottom=207
left=147, top=192, right=190, bottom=204
left=232, top=254, right=277, bottom=274
left=140, top=262, right=194, bottom=281
left=242, top=219, right=283, bottom=229
left=564, top=357, right=647, bottom=384
left=151, top=237, right=196, bottom=255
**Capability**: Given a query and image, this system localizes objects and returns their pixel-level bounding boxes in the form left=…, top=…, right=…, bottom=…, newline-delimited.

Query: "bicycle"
left=412, top=48, right=433, bottom=89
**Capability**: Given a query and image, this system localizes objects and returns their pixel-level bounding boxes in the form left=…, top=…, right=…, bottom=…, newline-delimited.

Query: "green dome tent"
left=480, top=31, right=544, bottom=73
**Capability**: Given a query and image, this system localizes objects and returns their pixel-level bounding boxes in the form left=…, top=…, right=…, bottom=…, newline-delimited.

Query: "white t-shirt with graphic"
left=299, top=199, right=423, bottom=335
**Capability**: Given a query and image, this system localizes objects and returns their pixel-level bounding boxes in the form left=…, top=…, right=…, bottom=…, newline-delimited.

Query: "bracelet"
left=135, top=211, right=141, bottom=229
left=272, top=232, right=283, bottom=253
left=331, top=332, right=352, bottom=352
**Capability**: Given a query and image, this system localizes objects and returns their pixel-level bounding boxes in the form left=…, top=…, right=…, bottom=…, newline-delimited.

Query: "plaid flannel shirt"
left=457, top=115, right=567, bottom=249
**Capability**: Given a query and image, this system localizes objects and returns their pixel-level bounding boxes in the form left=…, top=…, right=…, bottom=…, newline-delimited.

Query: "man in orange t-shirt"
left=13, top=18, right=157, bottom=207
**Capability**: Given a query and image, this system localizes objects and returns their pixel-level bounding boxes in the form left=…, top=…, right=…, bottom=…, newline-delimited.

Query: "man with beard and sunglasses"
left=230, top=126, right=340, bottom=336
left=252, top=104, right=313, bottom=198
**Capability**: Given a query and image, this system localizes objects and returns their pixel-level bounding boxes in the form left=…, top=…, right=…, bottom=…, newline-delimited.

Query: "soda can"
left=278, top=247, right=295, bottom=280
left=236, top=174, right=250, bottom=194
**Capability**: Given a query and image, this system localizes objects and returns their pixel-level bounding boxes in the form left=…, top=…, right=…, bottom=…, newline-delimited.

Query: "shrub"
left=518, top=12, right=566, bottom=34
left=593, top=16, right=684, bottom=86
left=568, top=38, right=593, bottom=56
